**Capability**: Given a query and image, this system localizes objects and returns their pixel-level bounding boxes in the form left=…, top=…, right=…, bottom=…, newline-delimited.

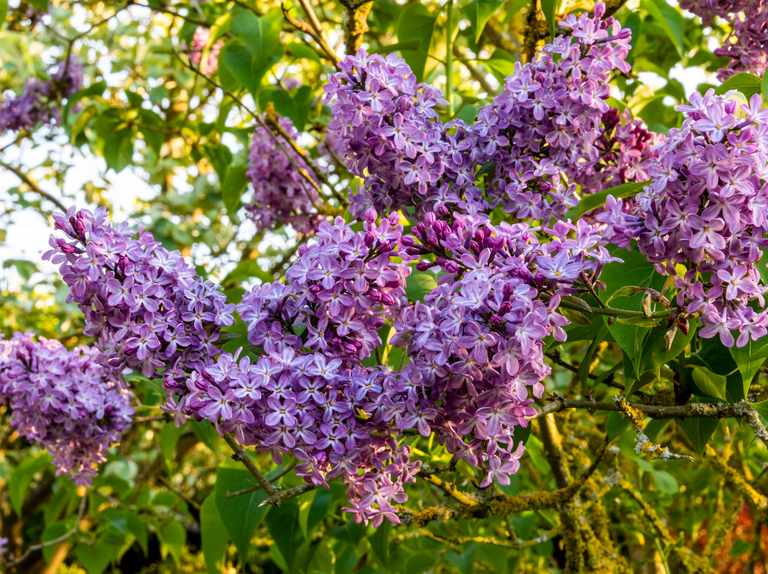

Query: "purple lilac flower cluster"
left=389, top=213, right=616, bottom=486
left=681, top=1, right=768, bottom=80
left=43, top=208, right=234, bottom=385
left=246, top=116, right=321, bottom=233
left=172, top=213, right=414, bottom=525
left=183, top=347, right=419, bottom=525
left=189, top=27, right=223, bottom=76
left=600, top=90, right=768, bottom=347
left=470, top=3, right=632, bottom=221
left=0, top=57, right=83, bottom=132
left=240, top=211, right=409, bottom=360
left=324, top=50, right=477, bottom=215
left=0, top=333, right=133, bottom=484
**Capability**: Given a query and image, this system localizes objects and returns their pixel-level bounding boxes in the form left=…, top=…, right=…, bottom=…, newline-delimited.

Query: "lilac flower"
left=0, top=333, right=133, bottom=484
left=681, top=1, right=768, bottom=80
left=325, top=50, right=478, bottom=215
left=471, top=4, right=636, bottom=221
left=0, top=57, right=83, bottom=132
left=239, top=211, right=409, bottom=361
left=600, top=90, right=768, bottom=347
left=388, top=212, right=616, bottom=486
left=44, top=208, right=234, bottom=393
left=246, top=116, right=322, bottom=232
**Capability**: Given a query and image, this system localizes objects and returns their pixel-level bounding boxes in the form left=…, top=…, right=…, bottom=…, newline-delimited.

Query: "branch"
left=339, top=0, right=373, bottom=54
left=222, top=433, right=277, bottom=496
left=0, top=159, right=67, bottom=212
left=559, top=297, right=673, bottom=320
left=537, top=398, right=768, bottom=447
left=6, top=495, right=86, bottom=568
left=292, top=0, right=339, bottom=65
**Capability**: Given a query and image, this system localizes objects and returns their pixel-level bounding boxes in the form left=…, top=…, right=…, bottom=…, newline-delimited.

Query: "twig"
left=340, top=0, right=373, bottom=54
left=6, top=495, right=86, bottom=568
left=222, top=433, right=276, bottom=496
left=0, top=159, right=67, bottom=212
left=536, top=398, right=768, bottom=448
left=293, top=0, right=339, bottom=65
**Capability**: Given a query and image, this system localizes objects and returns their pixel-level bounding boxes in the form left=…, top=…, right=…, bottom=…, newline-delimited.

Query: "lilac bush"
left=0, top=57, right=83, bottom=132
left=0, top=333, right=133, bottom=484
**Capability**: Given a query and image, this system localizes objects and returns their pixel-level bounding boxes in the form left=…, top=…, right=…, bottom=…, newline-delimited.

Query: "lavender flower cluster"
left=321, top=4, right=648, bottom=224
left=0, top=57, right=83, bottom=132
left=324, top=50, right=478, bottom=216
left=471, top=4, right=633, bottom=221
left=391, top=213, right=616, bottom=486
left=681, top=1, right=768, bottom=80
left=601, top=90, right=768, bottom=347
left=43, top=208, right=234, bottom=389
left=172, top=213, right=415, bottom=525
left=0, top=333, right=133, bottom=484
left=246, top=116, right=321, bottom=233
left=189, top=27, right=223, bottom=76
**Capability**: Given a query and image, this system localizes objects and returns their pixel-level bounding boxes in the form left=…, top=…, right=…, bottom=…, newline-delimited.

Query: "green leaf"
left=397, top=4, right=436, bottom=81
left=266, top=499, right=304, bottom=573
left=74, top=537, right=123, bottom=574
left=652, top=470, right=678, bottom=495
left=691, top=366, right=726, bottom=401
left=214, top=466, right=269, bottom=560
left=102, top=508, right=148, bottom=555
left=598, top=247, right=666, bottom=374
left=201, top=495, right=229, bottom=574
left=680, top=417, right=719, bottom=453
left=159, top=422, right=185, bottom=472
left=540, top=0, right=561, bottom=37
left=229, top=7, right=283, bottom=95
left=370, top=522, right=391, bottom=565
left=0, top=0, right=8, bottom=28
left=729, top=338, right=768, bottom=394
left=3, top=258, right=38, bottom=281
left=639, top=318, right=698, bottom=373
left=103, top=127, right=134, bottom=172
left=305, top=488, right=333, bottom=536
left=716, top=72, right=762, bottom=98
left=566, top=180, right=649, bottom=220
left=10, top=452, right=51, bottom=515
left=406, top=271, right=437, bottom=302
left=642, top=0, right=685, bottom=57
left=157, top=521, right=186, bottom=565
left=761, top=70, right=768, bottom=101
left=219, top=41, right=261, bottom=93
left=464, top=0, right=504, bottom=43
left=222, top=160, right=248, bottom=218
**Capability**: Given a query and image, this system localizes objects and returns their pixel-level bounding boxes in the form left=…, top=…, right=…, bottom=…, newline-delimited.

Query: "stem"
left=445, top=0, right=454, bottom=116
left=559, top=298, right=673, bottom=320
left=222, top=433, right=277, bottom=496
